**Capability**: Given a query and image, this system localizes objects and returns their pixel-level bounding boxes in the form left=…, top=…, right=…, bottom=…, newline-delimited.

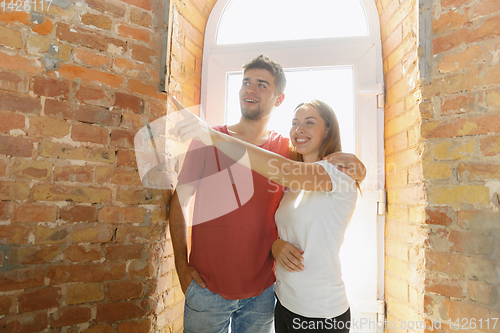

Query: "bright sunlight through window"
left=226, top=67, right=355, bottom=153
left=216, top=0, right=368, bottom=45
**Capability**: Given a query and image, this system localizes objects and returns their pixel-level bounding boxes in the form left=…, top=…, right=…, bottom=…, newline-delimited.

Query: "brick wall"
left=378, top=0, right=500, bottom=332
left=0, top=0, right=195, bottom=331
left=376, top=0, right=427, bottom=330
left=422, top=0, right=500, bottom=331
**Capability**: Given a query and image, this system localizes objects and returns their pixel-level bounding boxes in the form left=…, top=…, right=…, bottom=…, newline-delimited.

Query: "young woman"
left=172, top=99, right=357, bottom=332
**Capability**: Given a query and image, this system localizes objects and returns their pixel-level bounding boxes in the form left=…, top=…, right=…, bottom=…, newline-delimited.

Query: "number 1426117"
left=0, top=0, right=52, bottom=12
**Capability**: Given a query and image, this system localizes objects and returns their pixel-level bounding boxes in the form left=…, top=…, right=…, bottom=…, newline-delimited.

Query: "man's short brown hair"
left=243, top=54, right=286, bottom=95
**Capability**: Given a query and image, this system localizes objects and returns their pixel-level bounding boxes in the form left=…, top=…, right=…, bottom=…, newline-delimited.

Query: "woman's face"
left=290, top=105, right=327, bottom=162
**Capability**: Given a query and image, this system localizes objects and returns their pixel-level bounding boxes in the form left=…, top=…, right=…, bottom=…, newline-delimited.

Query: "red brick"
left=33, top=76, right=70, bottom=99
left=0, top=181, right=30, bottom=200
left=68, top=226, right=110, bottom=245
left=425, top=277, right=465, bottom=298
left=0, top=111, right=25, bottom=133
left=39, top=141, right=116, bottom=164
left=117, top=319, right=152, bottom=333
left=0, top=295, right=12, bottom=315
left=117, top=24, right=151, bottom=43
left=108, top=281, right=143, bottom=301
left=11, top=159, right=52, bottom=180
left=52, top=306, right=92, bottom=328
left=54, top=165, right=93, bottom=182
left=438, top=46, right=483, bottom=74
left=0, top=225, right=30, bottom=244
left=33, top=184, right=112, bottom=203
left=443, top=299, right=489, bottom=323
left=117, top=149, right=137, bottom=167
left=441, top=0, right=468, bottom=8
left=113, top=58, right=147, bottom=77
left=96, top=166, right=142, bottom=186
left=441, top=94, right=474, bottom=116
left=457, top=163, right=500, bottom=181
left=19, top=287, right=62, bottom=313
left=12, top=203, right=57, bottom=223
left=71, top=123, right=109, bottom=144
left=0, top=312, right=48, bottom=333
left=65, top=245, right=101, bottom=262
left=86, top=0, right=126, bottom=16
left=114, top=92, right=144, bottom=113
left=29, top=116, right=70, bottom=138
left=115, top=225, right=163, bottom=243
left=130, top=9, right=152, bottom=27
left=468, top=280, right=495, bottom=304
left=480, top=134, right=500, bottom=156
left=56, top=23, right=126, bottom=53
left=448, top=230, right=495, bottom=255
left=66, top=283, right=104, bottom=305
left=433, top=9, right=468, bottom=35
left=0, top=11, right=30, bottom=25
left=119, top=0, right=151, bottom=10
left=105, top=244, right=144, bottom=261
left=45, top=99, right=121, bottom=126
left=111, top=129, right=136, bottom=148
left=0, top=50, right=43, bottom=74
left=31, top=19, right=54, bottom=35
left=0, top=267, right=44, bottom=291
left=131, top=44, right=158, bottom=63
left=74, top=48, right=110, bottom=67
left=9, top=245, right=62, bottom=265
left=422, top=114, right=500, bottom=139
left=128, top=260, right=158, bottom=278
left=98, top=206, right=146, bottom=223
left=35, top=225, right=68, bottom=245
left=75, top=86, right=112, bottom=107
left=83, top=324, right=114, bottom=333
left=466, top=15, right=500, bottom=44
left=127, top=79, right=165, bottom=100
left=122, top=113, right=148, bottom=130
left=0, top=91, right=42, bottom=114
left=46, top=263, right=126, bottom=285
left=0, top=201, right=9, bottom=220
left=60, top=205, right=97, bottom=222
left=58, top=64, right=124, bottom=88
left=80, top=13, right=113, bottom=30
left=0, top=71, right=29, bottom=93
left=116, top=188, right=167, bottom=205
left=432, top=27, right=466, bottom=54
left=96, top=302, right=146, bottom=322
left=471, top=0, right=500, bottom=20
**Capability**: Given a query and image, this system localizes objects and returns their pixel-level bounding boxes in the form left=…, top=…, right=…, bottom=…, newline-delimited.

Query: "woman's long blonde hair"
left=291, top=100, right=342, bottom=162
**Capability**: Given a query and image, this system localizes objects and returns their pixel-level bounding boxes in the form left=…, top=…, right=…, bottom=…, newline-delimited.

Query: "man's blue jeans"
left=183, top=280, right=275, bottom=333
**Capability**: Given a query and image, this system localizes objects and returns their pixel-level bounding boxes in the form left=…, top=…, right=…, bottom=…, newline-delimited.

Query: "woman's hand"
left=272, top=239, right=304, bottom=272
left=169, top=97, right=213, bottom=146
left=323, top=151, right=366, bottom=182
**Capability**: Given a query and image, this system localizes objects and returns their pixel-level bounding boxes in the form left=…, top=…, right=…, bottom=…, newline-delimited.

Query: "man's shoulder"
left=212, top=124, right=227, bottom=133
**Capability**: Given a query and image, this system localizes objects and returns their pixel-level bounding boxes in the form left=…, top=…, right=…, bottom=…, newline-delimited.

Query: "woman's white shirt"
left=274, top=159, right=357, bottom=318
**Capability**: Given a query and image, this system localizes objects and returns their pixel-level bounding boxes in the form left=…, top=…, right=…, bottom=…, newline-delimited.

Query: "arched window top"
left=216, top=0, right=369, bottom=45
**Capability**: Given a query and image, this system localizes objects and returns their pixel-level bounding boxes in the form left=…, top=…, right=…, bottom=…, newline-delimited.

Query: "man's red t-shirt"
left=177, top=125, right=291, bottom=299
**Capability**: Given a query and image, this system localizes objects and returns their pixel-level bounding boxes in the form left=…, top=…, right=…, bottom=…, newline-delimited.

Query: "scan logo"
left=134, top=106, right=254, bottom=225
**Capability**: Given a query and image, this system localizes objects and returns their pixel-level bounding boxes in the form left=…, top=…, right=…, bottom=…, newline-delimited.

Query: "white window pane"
left=226, top=67, right=355, bottom=153
left=217, top=0, right=368, bottom=45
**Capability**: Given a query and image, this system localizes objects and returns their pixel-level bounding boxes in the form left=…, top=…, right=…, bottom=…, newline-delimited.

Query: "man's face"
left=239, top=68, right=283, bottom=121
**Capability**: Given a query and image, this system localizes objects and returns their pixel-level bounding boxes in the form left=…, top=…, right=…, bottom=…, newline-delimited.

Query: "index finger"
left=172, top=96, right=185, bottom=111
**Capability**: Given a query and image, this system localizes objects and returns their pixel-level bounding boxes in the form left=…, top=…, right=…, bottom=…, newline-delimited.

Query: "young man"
left=169, top=55, right=365, bottom=333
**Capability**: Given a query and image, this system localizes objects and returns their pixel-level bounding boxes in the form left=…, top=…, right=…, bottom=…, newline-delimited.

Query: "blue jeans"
left=183, top=281, right=275, bottom=333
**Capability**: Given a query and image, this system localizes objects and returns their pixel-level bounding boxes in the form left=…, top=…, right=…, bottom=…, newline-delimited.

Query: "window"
left=217, top=0, right=368, bottom=45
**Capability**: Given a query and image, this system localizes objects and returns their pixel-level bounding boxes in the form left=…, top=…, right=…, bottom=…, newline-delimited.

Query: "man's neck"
left=227, top=116, right=272, bottom=146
